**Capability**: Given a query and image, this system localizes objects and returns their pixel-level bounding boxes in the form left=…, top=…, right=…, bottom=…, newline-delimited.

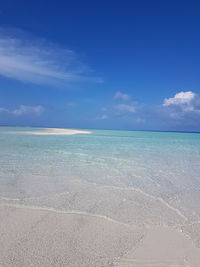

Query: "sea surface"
left=1, top=126, right=200, bottom=266
left=1, top=127, right=200, bottom=197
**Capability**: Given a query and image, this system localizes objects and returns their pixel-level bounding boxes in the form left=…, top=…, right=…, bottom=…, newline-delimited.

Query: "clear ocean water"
left=0, top=126, right=200, bottom=222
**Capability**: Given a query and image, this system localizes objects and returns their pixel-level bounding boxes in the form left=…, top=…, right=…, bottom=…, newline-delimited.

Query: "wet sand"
left=117, top=226, right=200, bottom=267
left=0, top=204, right=143, bottom=267
left=1, top=178, right=200, bottom=266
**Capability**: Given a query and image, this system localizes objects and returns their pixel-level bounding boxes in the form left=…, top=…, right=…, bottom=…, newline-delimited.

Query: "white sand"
left=12, top=128, right=92, bottom=135
left=117, top=226, right=200, bottom=267
left=0, top=205, right=143, bottom=267
left=1, top=203, right=200, bottom=266
left=1, top=178, right=200, bottom=266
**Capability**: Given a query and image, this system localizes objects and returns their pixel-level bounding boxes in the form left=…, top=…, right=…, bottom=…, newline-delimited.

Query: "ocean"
left=1, top=126, right=200, bottom=266
left=1, top=127, right=200, bottom=199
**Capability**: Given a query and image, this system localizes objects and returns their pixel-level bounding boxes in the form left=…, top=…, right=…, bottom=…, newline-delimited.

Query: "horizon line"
left=0, top=125, right=200, bottom=134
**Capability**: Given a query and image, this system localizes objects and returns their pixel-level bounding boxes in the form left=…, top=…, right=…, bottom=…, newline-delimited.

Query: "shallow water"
left=1, top=127, right=200, bottom=197
left=1, top=127, right=200, bottom=266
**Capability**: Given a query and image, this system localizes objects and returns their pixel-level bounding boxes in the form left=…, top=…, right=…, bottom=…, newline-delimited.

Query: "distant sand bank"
left=12, top=128, right=92, bottom=135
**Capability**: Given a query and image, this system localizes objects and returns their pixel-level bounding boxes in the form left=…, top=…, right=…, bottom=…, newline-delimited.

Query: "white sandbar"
left=13, top=128, right=92, bottom=135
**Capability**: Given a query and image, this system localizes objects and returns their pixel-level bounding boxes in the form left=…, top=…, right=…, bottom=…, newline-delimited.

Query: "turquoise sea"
left=0, top=126, right=200, bottom=223
left=1, top=126, right=200, bottom=266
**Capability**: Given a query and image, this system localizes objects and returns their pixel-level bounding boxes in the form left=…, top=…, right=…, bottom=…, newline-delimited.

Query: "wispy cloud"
left=113, top=91, right=137, bottom=114
left=115, top=103, right=136, bottom=113
left=114, top=91, right=131, bottom=101
left=0, top=107, right=8, bottom=113
left=96, top=90, right=200, bottom=130
left=95, top=91, right=137, bottom=121
left=0, top=105, right=44, bottom=116
left=0, top=30, right=101, bottom=87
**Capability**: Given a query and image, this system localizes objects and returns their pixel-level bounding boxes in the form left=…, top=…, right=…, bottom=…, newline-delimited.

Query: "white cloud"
left=114, top=91, right=131, bottom=101
left=0, top=105, right=44, bottom=116
left=163, top=91, right=200, bottom=113
left=163, top=91, right=195, bottom=106
left=113, top=91, right=136, bottom=114
left=0, top=32, right=101, bottom=87
left=12, top=105, right=44, bottom=116
left=115, top=103, right=136, bottom=113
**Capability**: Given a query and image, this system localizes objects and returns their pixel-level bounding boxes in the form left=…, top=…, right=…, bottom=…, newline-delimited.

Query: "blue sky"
left=0, top=0, right=200, bottom=131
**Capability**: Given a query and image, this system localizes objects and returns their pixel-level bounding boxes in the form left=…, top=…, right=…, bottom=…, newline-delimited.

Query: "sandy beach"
left=1, top=177, right=200, bottom=266
left=1, top=202, right=200, bottom=267
left=0, top=204, right=143, bottom=267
